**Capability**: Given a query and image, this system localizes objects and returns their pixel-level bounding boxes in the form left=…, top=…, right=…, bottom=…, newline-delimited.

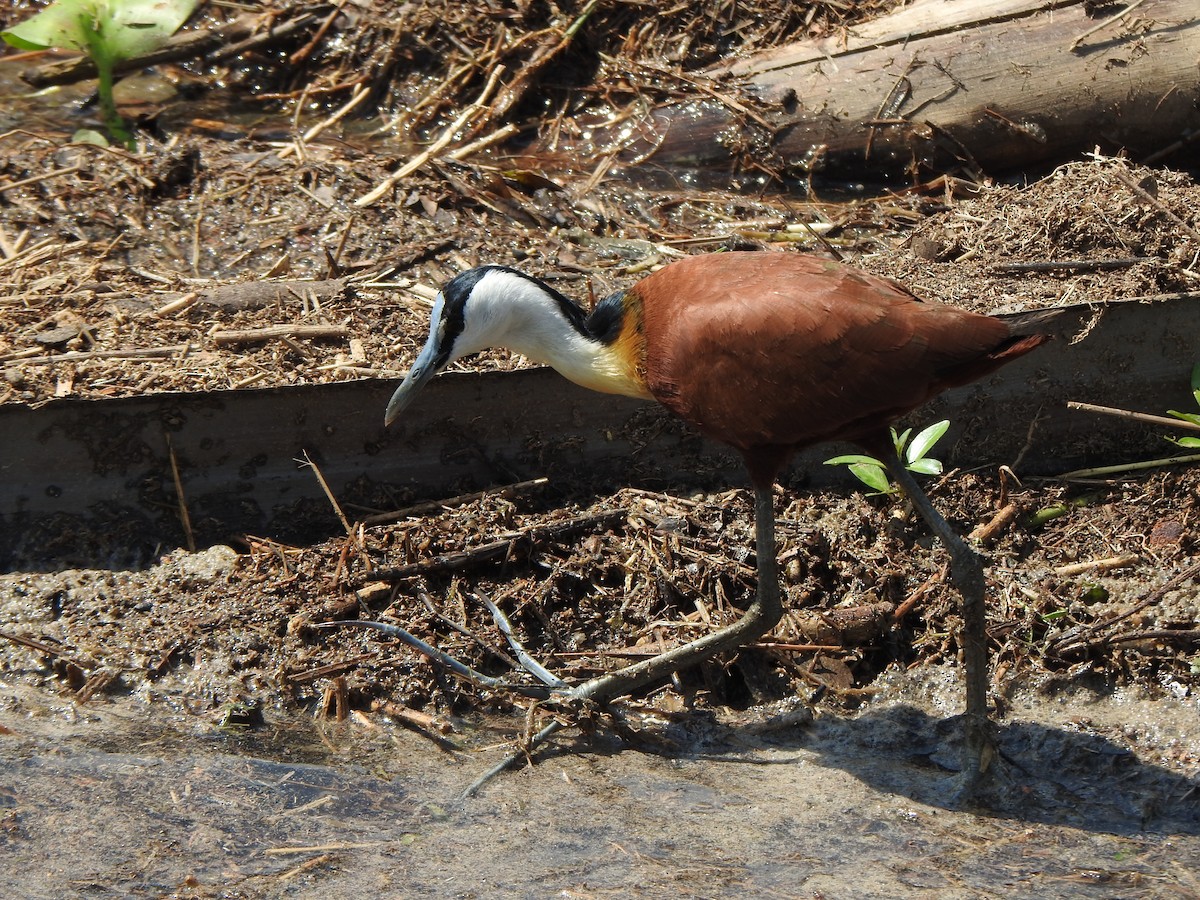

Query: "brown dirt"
left=0, top=6, right=1197, bottom=896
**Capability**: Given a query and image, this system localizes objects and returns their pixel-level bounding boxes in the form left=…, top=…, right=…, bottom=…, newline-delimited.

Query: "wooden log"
left=629, top=0, right=1200, bottom=177
left=4, top=293, right=1199, bottom=560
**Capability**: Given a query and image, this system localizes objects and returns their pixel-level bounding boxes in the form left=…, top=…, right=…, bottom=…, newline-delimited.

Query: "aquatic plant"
left=2, top=0, right=197, bottom=148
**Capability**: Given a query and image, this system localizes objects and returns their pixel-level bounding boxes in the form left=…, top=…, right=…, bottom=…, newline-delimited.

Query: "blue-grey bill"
left=384, top=362, right=434, bottom=426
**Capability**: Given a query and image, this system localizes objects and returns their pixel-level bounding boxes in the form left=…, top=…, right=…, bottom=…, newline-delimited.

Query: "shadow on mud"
left=811, top=704, right=1199, bottom=835
left=543, top=699, right=1199, bottom=837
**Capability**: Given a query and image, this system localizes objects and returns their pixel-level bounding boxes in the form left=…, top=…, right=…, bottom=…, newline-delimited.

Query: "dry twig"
left=212, top=324, right=350, bottom=345
left=355, top=65, right=507, bottom=207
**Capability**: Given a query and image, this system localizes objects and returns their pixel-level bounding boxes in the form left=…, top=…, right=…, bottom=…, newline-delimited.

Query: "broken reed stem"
left=211, top=324, right=350, bottom=345
left=290, top=1, right=349, bottom=65
left=891, top=564, right=948, bottom=623
left=360, top=476, right=549, bottom=526
left=262, top=842, right=384, bottom=856
left=969, top=503, right=1018, bottom=543
left=0, top=238, right=89, bottom=272
left=0, top=222, right=28, bottom=259
left=0, top=165, right=84, bottom=195
left=461, top=719, right=565, bottom=799
left=366, top=508, right=626, bottom=582
left=445, top=122, right=519, bottom=161
left=355, top=64, right=507, bottom=207
left=372, top=700, right=462, bottom=753
left=277, top=82, right=371, bottom=160
left=75, top=668, right=119, bottom=703
left=1058, top=452, right=1200, bottom=481
left=0, top=628, right=95, bottom=670
left=300, top=450, right=355, bottom=539
left=285, top=656, right=372, bottom=684
left=1052, top=553, right=1139, bottom=577
left=1047, top=559, right=1200, bottom=656
left=1067, top=400, right=1200, bottom=434
left=372, top=699, right=454, bottom=735
left=325, top=214, right=356, bottom=278
left=300, top=451, right=369, bottom=576
left=155, top=291, right=201, bottom=317
left=1068, top=0, right=1147, bottom=51
left=165, top=432, right=196, bottom=552
left=991, top=257, right=1153, bottom=273
left=1112, top=166, right=1200, bottom=245
left=0, top=344, right=192, bottom=365
left=1100, top=560, right=1200, bottom=630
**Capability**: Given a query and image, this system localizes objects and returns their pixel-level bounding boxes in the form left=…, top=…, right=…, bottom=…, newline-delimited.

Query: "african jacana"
left=385, top=251, right=1053, bottom=790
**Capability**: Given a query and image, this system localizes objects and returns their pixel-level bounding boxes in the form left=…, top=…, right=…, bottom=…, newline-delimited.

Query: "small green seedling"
left=1165, top=362, right=1200, bottom=449
left=2, top=0, right=197, bottom=149
left=825, top=419, right=950, bottom=495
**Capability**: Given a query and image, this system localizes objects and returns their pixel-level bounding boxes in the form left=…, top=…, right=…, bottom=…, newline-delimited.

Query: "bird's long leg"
left=883, top=455, right=995, bottom=791
left=566, top=485, right=783, bottom=706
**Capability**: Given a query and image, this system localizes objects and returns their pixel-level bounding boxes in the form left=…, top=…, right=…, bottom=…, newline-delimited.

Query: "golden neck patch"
left=611, top=292, right=648, bottom=388
left=562, top=291, right=651, bottom=400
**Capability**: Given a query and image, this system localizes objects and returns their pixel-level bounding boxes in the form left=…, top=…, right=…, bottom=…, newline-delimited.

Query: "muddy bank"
left=1, top=148, right=1199, bottom=863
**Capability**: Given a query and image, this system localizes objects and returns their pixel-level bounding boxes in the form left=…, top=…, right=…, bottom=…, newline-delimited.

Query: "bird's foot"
left=946, top=713, right=1022, bottom=809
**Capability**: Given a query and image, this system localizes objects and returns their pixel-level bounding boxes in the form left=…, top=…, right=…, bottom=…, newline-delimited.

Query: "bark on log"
left=628, top=0, right=1200, bottom=178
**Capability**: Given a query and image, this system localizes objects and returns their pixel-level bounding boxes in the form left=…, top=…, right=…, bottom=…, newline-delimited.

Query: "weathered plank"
left=632, top=0, right=1200, bottom=176
left=2, top=294, right=1198, bottom=564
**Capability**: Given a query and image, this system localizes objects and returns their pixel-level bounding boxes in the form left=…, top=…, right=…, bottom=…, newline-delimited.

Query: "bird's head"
left=384, top=266, right=590, bottom=427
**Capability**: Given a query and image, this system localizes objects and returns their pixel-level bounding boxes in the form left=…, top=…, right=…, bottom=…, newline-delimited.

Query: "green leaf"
left=891, top=426, right=912, bottom=455
left=1167, top=410, right=1200, bottom=426
left=824, top=454, right=884, bottom=468
left=99, top=0, right=198, bottom=59
left=2, top=0, right=99, bottom=53
left=71, top=128, right=109, bottom=146
left=1166, top=435, right=1200, bottom=448
left=849, top=462, right=893, bottom=493
left=906, top=419, right=950, bottom=464
left=2, top=0, right=197, bottom=61
left=906, top=457, right=944, bottom=476
left=2, top=0, right=196, bottom=149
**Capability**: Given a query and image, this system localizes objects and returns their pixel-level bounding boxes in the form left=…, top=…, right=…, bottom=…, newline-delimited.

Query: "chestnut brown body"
left=630, top=253, right=1046, bottom=487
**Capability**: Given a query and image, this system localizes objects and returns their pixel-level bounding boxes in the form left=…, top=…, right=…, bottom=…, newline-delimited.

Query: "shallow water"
left=2, top=672, right=1197, bottom=899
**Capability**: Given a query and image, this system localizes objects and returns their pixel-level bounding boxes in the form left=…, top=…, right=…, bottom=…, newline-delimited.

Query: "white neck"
left=452, top=269, right=649, bottom=399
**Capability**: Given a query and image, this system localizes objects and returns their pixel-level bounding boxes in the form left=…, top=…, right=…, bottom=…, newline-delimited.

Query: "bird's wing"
left=640, top=253, right=1008, bottom=451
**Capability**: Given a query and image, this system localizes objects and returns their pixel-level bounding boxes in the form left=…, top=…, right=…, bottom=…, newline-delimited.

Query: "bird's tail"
left=995, top=306, right=1066, bottom=335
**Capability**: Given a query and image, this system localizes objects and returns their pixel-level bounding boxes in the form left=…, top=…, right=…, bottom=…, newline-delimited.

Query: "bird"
left=384, top=250, right=1054, bottom=790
